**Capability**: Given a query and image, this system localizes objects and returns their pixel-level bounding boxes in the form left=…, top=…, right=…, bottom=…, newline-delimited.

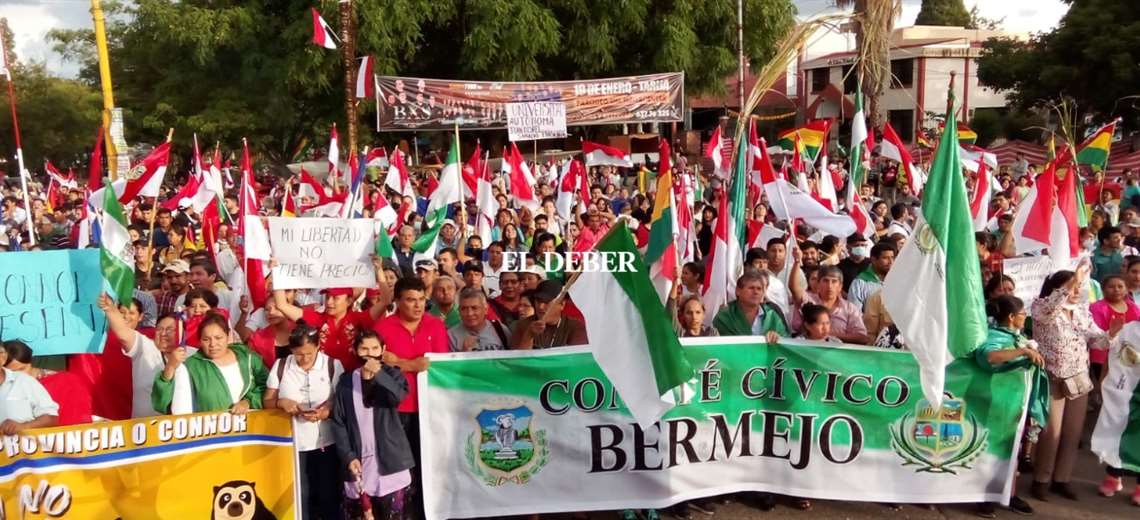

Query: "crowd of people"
left=0, top=136, right=1138, bottom=520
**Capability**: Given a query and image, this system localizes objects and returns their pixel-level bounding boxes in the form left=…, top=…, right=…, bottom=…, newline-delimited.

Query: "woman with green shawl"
left=153, top=312, right=268, bottom=414
left=972, top=294, right=1047, bottom=517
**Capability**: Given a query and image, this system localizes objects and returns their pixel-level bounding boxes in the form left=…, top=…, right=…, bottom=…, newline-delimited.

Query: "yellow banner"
left=0, top=411, right=296, bottom=519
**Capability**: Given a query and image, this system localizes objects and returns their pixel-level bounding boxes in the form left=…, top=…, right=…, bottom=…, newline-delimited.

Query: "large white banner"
left=267, top=217, right=376, bottom=290
left=506, top=102, right=568, bottom=142
left=419, top=339, right=1030, bottom=519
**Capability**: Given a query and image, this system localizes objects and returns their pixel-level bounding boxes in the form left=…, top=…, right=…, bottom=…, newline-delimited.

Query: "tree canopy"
left=975, top=0, right=1139, bottom=126
left=48, top=0, right=796, bottom=167
left=0, top=19, right=103, bottom=174
left=914, top=0, right=970, bottom=28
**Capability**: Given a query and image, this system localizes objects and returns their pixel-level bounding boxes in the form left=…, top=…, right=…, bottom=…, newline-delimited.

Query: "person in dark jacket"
left=330, top=330, right=415, bottom=519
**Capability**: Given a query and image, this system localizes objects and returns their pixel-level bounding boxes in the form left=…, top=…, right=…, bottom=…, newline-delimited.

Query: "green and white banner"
left=1091, top=330, right=1140, bottom=473
left=419, top=338, right=1031, bottom=519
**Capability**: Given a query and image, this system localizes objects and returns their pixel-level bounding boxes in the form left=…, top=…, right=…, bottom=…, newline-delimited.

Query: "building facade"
left=798, top=25, right=1019, bottom=143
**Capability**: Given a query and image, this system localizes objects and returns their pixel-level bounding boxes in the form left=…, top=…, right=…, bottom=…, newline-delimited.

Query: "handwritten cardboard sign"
left=267, top=217, right=377, bottom=290
left=0, top=249, right=108, bottom=355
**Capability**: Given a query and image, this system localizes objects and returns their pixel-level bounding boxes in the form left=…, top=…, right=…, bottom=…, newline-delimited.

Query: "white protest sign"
left=267, top=217, right=377, bottom=290
left=1003, top=256, right=1055, bottom=307
left=506, top=102, right=568, bottom=142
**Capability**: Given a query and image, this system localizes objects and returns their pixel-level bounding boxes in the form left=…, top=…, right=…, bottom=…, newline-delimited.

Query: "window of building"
left=811, top=68, right=828, bottom=93
left=890, top=59, right=914, bottom=89
left=842, top=65, right=857, bottom=94
left=888, top=110, right=915, bottom=143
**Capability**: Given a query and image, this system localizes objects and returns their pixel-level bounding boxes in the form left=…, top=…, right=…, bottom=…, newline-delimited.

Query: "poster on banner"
left=1002, top=256, right=1064, bottom=309
left=0, top=411, right=296, bottom=518
left=507, top=102, right=568, bottom=141
left=0, top=249, right=107, bottom=355
left=376, top=73, right=684, bottom=130
left=419, top=338, right=1030, bottom=519
left=268, top=217, right=377, bottom=290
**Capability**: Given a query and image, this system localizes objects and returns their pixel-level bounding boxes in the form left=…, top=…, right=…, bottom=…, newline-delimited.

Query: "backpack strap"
left=274, top=357, right=287, bottom=382
left=490, top=320, right=511, bottom=349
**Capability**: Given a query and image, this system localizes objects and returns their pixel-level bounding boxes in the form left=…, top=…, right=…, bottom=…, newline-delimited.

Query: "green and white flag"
left=427, top=137, right=462, bottom=214
left=882, top=92, right=987, bottom=408
left=412, top=206, right=448, bottom=263
left=849, top=81, right=867, bottom=188
left=1092, top=326, right=1140, bottom=473
left=99, top=179, right=135, bottom=303
left=375, top=226, right=398, bottom=263
left=566, top=222, right=693, bottom=427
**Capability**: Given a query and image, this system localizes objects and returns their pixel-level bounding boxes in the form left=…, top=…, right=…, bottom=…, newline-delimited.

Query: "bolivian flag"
left=1076, top=121, right=1117, bottom=172
left=777, top=120, right=829, bottom=161
left=957, top=124, right=977, bottom=145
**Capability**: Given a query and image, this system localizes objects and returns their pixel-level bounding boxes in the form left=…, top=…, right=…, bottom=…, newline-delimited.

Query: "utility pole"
left=91, top=0, right=119, bottom=180
left=339, top=0, right=358, bottom=156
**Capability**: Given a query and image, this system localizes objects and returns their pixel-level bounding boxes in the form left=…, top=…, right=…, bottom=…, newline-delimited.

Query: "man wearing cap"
left=449, top=287, right=511, bottom=352
left=522, top=264, right=546, bottom=291
left=439, top=219, right=461, bottom=250
left=511, top=280, right=588, bottom=349
left=415, top=258, right=440, bottom=294
left=155, top=259, right=191, bottom=317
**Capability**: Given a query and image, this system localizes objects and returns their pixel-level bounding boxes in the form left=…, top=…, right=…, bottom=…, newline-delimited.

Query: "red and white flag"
left=327, top=124, right=341, bottom=186
left=385, top=147, right=414, bottom=198
left=238, top=139, right=271, bottom=310
left=701, top=189, right=738, bottom=323
left=461, top=144, right=483, bottom=199
left=556, top=159, right=588, bottom=220
left=310, top=8, right=337, bottom=49
left=504, top=142, right=540, bottom=210
left=757, top=137, right=855, bottom=238
left=969, top=161, right=996, bottom=231
left=704, top=126, right=728, bottom=179
left=373, top=188, right=398, bottom=230
left=91, top=142, right=171, bottom=204
left=582, top=140, right=632, bottom=168
left=1010, top=153, right=1079, bottom=267
left=880, top=123, right=926, bottom=196
left=476, top=152, right=498, bottom=242
left=365, top=147, right=389, bottom=169
left=355, top=56, right=375, bottom=98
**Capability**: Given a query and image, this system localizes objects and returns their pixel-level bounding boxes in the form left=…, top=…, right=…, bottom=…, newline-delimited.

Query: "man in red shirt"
left=373, top=276, right=448, bottom=520
left=273, top=284, right=388, bottom=372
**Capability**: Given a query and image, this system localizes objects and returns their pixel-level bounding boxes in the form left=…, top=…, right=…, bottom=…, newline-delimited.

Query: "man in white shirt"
left=0, top=366, right=59, bottom=434
left=482, top=241, right=507, bottom=297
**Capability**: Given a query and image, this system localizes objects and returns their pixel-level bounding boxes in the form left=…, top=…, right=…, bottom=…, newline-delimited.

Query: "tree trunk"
left=339, top=0, right=358, bottom=157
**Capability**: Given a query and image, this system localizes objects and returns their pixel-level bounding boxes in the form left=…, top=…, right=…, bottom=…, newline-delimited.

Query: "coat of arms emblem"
left=464, top=401, right=549, bottom=486
left=889, top=392, right=988, bottom=473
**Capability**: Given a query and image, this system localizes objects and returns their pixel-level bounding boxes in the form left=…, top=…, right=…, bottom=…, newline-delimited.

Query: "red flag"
left=355, top=56, right=375, bottom=98
left=311, top=7, right=337, bottom=49
left=462, top=143, right=483, bottom=199
left=87, top=127, right=105, bottom=192
left=162, top=174, right=202, bottom=211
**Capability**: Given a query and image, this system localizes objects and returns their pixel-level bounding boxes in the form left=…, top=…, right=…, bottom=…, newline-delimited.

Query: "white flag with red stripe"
left=880, top=123, right=926, bottom=195
left=969, top=161, right=996, bottom=231
left=504, top=142, right=540, bottom=210
left=385, top=147, right=414, bottom=198
left=704, top=126, right=728, bottom=179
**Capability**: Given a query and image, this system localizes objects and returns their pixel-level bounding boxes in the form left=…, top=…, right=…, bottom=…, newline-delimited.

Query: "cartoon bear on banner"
left=211, top=480, right=277, bottom=520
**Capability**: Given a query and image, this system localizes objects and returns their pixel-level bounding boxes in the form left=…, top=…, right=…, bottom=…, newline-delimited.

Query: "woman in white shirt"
left=265, top=322, right=344, bottom=520
left=99, top=293, right=193, bottom=417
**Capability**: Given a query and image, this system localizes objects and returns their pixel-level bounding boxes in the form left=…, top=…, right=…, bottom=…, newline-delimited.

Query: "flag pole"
left=455, top=122, right=467, bottom=230
left=0, top=29, right=35, bottom=246
left=146, top=128, right=174, bottom=257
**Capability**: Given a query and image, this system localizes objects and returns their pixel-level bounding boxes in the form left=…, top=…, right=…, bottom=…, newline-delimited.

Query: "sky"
left=1, top=0, right=1071, bottom=78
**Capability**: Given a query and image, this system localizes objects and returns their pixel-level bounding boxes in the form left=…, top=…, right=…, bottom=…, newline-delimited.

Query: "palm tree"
left=834, top=0, right=901, bottom=132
